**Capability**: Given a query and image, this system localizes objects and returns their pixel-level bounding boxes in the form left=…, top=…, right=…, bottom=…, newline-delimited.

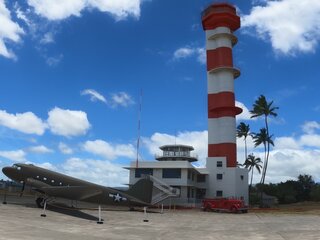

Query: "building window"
left=216, top=190, right=223, bottom=197
left=162, top=168, right=181, bottom=178
left=187, top=170, right=191, bottom=179
left=217, top=161, right=223, bottom=167
left=217, top=174, right=223, bottom=180
left=135, top=168, right=153, bottom=178
left=191, top=172, right=195, bottom=181
left=197, top=174, right=206, bottom=182
left=240, top=175, right=244, bottom=180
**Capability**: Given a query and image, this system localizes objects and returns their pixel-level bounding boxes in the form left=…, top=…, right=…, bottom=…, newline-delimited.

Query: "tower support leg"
left=2, top=181, right=7, bottom=204
left=143, top=206, right=149, bottom=222
left=97, top=205, right=104, bottom=224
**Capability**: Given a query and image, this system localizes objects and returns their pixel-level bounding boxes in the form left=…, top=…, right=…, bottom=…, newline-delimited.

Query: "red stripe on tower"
left=202, top=3, right=242, bottom=168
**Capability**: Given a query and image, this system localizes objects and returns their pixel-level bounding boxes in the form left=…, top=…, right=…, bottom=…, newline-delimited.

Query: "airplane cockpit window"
left=12, top=164, right=22, bottom=171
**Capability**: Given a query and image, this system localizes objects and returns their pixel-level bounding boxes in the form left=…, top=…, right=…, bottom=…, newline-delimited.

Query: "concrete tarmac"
left=0, top=199, right=320, bottom=240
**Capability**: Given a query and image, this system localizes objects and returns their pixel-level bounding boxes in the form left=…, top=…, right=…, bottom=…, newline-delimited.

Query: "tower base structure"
left=206, top=157, right=248, bottom=204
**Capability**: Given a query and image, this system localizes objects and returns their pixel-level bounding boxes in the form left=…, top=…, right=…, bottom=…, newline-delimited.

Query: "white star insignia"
left=109, top=193, right=127, bottom=202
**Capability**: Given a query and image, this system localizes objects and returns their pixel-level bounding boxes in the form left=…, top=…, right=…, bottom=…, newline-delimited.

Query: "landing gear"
left=36, top=197, right=45, bottom=208
left=41, top=200, right=47, bottom=217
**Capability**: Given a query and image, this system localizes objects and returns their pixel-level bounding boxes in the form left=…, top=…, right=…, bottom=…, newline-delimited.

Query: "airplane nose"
left=2, top=167, right=14, bottom=178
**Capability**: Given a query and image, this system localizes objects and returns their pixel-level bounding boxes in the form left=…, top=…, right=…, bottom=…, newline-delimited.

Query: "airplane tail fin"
left=126, top=178, right=153, bottom=204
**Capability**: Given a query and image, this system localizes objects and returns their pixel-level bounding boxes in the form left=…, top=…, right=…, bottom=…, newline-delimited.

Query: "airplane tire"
left=36, top=197, right=44, bottom=208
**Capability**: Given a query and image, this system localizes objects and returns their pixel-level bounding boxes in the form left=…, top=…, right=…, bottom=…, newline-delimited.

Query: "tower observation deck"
left=155, top=145, right=198, bottom=162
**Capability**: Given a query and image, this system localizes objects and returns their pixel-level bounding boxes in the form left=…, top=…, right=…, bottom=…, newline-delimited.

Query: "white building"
left=126, top=144, right=248, bottom=207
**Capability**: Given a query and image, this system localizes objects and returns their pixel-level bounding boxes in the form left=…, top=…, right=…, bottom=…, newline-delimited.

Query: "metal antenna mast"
left=136, top=89, right=142, bottom=168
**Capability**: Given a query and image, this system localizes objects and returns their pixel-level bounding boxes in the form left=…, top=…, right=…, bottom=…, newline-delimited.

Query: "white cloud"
left=36, top=162, right=57, bottom=171
left=0, top=0, right=24, bottom=59
left=302, top=121, right=320, bottom=134
left=0, top=150, right=26, bottom=162
left=40, top=32, right=54, bottom=44
left=173, top=47, right=205, bottom=64
left=196, top=48, right=206, bottom=64
left=47, top=107, right=91, bottom=137
left=15, top=5, right=32, bottom=26
left=88, top=0, right=141, bottom=21
left=83, top=139, right=135, bottom=160
left=110, top=92, right=134, bottom=108
left=0, top=110, right=47, bottom=135
left=274, top=137, right=300, bottom=150
left=58, top=142, right=73, bottom=154
left=27, top=0, right=142, bottom=21
left=62, top=157, right=128, bottom=186
left=173, top=48, right=194, bottom=59
left=143, top=131, right=208, bottom=166
left=27, top=0, right=86, bottom=21
left=235, top=101, right=254, bottom=121
left=81, top=89, right=107, bottom=103
left=46, top=53, right=63, bottom=66
left=238, top=130, right=320, bottom=183
left=27, top=145, right=53, bottom=154
left=299, top=134, right=320, bottom=148
left=242, top=0, right=320, bottom=55
left=265, top=148, right=320, bottom=183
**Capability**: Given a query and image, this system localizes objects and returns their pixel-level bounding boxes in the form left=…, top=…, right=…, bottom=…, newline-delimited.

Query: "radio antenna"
left=135, top=89, right=142, bottom=168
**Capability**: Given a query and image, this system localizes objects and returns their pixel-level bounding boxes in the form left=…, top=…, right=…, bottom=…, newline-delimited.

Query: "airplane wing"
left=39, top=186, right=103, bottom=201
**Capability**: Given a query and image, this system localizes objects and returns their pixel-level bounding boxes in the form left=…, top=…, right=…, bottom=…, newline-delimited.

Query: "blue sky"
left=1, top=0, right=320, bottom=185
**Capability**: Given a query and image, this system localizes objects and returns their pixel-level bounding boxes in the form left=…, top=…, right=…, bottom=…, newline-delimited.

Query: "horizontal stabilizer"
left=126, top=178, right=153, bottom=204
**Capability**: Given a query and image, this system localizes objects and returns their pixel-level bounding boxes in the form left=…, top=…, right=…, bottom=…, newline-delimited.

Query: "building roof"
left=159, top=144, right=194, bottom=151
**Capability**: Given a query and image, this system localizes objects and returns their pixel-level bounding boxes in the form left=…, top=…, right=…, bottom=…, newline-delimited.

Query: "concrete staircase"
left=143, top=175, right=180, bottom=205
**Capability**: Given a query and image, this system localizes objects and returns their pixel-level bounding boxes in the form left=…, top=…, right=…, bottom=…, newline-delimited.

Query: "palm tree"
left=237, top=122, right=250, bottom=164
left=244, top=154, right=262, bottom=189
left=252, top=128, right=274, bottom=185
left=250, top=95, right=278, bottom=135
left=250, top=95, right=278, bottom=185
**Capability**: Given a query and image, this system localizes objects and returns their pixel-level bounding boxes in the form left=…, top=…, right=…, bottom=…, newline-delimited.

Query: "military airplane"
left=2, top=163, right=154, bottom=223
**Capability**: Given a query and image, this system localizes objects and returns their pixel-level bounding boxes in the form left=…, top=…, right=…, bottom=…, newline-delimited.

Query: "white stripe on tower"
left=202, top=3, right=242, bottom=168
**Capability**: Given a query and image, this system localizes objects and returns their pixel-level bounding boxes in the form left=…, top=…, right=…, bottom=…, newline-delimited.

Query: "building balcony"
left=155, top=153, right=198, bottom=162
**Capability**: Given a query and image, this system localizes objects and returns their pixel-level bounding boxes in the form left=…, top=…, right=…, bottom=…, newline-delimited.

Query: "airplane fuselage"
left=2, top=163, right=152, bottom=207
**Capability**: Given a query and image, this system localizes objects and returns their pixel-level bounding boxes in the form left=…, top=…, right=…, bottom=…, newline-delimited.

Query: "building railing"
left=155, top=153, right=198, bottom=159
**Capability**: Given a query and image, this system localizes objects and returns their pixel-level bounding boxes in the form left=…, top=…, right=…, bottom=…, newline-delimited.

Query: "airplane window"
left=12, top=165, right=21, bottom=170
left=43, top=177, right=47, bottom=181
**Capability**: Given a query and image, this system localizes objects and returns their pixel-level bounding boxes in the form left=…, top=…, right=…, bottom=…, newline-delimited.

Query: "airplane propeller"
left=20, top=181, right=25, bottom=197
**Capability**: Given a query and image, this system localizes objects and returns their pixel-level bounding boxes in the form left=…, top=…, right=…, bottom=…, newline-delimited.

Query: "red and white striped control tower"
left=201, top=3, right=248, bottom=202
